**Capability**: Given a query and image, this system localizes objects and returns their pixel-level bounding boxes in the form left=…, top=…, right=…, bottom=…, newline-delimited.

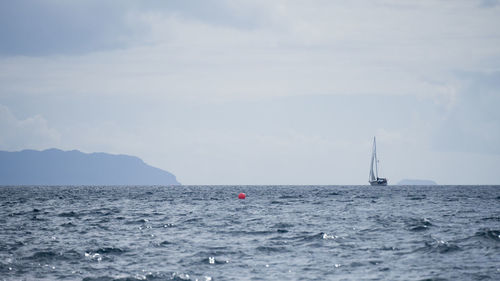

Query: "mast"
left=374, top=137, right=379, bottom=178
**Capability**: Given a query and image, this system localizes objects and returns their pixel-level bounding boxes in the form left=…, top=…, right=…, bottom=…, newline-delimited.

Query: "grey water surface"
left=0, top=185, right=499, bottom=280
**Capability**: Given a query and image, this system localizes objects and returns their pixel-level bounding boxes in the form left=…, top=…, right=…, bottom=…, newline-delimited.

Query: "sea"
left=0, top=185, right=499, bottom=281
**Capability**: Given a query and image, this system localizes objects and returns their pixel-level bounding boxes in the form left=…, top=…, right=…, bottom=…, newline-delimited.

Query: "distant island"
left=397, top=179, right=437, bottom=185
left=0, top=149, right=180, bottom=185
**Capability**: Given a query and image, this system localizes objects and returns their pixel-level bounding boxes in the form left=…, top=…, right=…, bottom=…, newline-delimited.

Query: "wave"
left=415, top=240, right=461, bottom=254
left=219, top=230, right=275, bottom=236
left=272, top=222, right=294, bottom=228
left=24, top=249, right=81, bottom=262
left=406, top=195, right=426, bottom=201
left=94, top=247, right=126, bottom=255
left=272, top=222, right=293, bottom=233
left=406, top=218, right=433, bottom=232
left=256, top=245, right=289, bottom=253
left=291, top=232, right=340, bottom=244
left=293, top=232, right=325, bottom=242
left=183, top=217, right=203, bottom=223
left=27, top=251, right=59, bottom=260
left=328, top=191, right=342, bottom=196
left=30, top=215, right=47, bottom=221
left=354, top=195, right=379, bottom=199
left=82, top=247, right=126, bottom=262
left=453, top=229, right=500, bottom=247
left=58, top=211, right=79, bottom=218
left=279, top=194, right=304, bottom=199
left=124, top=218, right=150, bottom=225
left=472, top=229, right=500, bottom=242
left=480, top=216, right=500, bottom=222
left=82, top=272, right=207, bottom=281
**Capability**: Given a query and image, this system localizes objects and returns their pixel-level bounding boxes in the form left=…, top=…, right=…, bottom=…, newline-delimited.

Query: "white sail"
left=369, top=137, right=377, bottom=182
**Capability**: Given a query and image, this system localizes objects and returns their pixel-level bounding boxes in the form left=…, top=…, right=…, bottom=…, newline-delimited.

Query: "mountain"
left=397, top=179, right=437, bottom=185
left=0, top=149, right=180, bottom=185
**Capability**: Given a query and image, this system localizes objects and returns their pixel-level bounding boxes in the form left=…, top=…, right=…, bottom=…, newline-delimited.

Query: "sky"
left=1, top=0, right=500, bottom=185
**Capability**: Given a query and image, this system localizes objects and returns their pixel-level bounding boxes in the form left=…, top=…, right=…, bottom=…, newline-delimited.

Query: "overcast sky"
left=1, top=0, right=499, bottom=185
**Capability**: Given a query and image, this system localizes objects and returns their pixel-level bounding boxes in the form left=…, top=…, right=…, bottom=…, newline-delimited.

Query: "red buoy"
left=238, top=193, right=246, bottom=199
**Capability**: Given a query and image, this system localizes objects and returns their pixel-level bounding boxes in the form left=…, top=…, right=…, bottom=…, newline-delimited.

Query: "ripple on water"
left=81, top=247, right=127, bottom=263
left=26, top=251, right=59, bottom=261
left=407, top=195, right=426, bottom=201
left=406, top=218, right=434, bottom=232
left=58, top=211, right=80, bottom=218
left=272, top=222, right=294, bottom=229
left=93, top=247, right=126, bottom=255
left=125, top=218, right=149, bottom=225
left=480, top=216, right=500, bottom=222
left=472, top=229, right=500, bottom=242
left=255, top=245, right=289, bottom=253
left=416, top=239, right=461, bottom=254
left=295, top=232, right=339, bottom=242
left=25, top=249, right=81, bottom=262
left=81, top=272, right=208, bottom=281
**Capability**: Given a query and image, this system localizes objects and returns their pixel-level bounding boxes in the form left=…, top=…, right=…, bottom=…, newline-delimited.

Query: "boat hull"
left=369, top=178, right=388, bottom=186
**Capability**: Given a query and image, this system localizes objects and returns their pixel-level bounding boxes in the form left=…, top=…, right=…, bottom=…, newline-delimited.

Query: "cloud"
left=1, top=0, right=498, bottom=102
left=0, top=104, right=60, bottom=150
left=432, top=71, right=500, bottom=155
left=0, top=0, right=268, bottom=56
left=0, top=1, right=146, bottom=56
left=479, top=0, right=500, bottom=8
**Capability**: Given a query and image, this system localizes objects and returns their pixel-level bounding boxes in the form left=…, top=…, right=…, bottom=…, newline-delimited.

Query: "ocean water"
left=0, top=185, right=499, bottom=281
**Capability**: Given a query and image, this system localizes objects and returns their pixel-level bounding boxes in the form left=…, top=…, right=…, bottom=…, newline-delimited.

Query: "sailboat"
left=369, top=137, right=388, bottom=186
